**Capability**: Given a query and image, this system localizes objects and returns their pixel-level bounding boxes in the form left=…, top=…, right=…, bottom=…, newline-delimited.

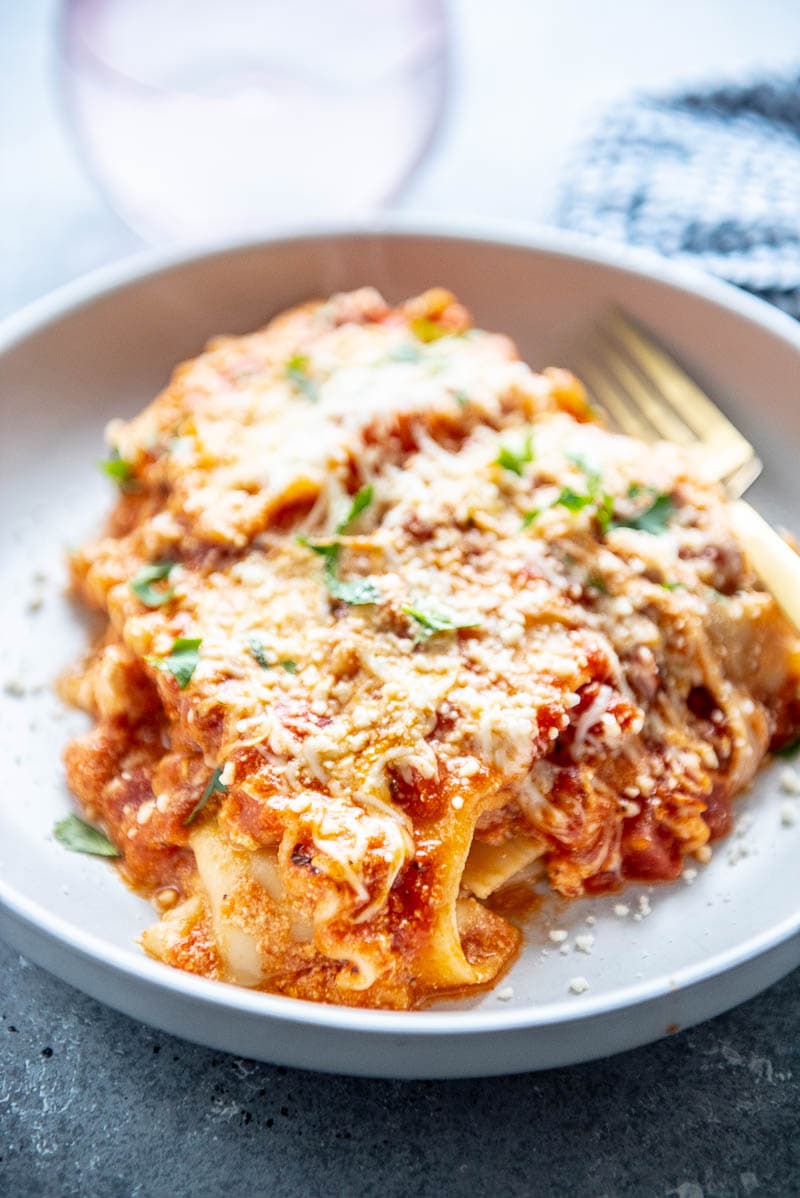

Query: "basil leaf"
left=495, top=435, right=534, bottom=477
left=248, top=637, right=298, bottom=672
left=54, top=814, right=120, bottom=858
left=184, top=766, right=229, bottom=825
left=324, top=566, right=380, bottom=606
left=99, top=449, right=139, bottom=493
left=612, top=493, right=674, bottom=535
left=555, top=486, right=593, bottom=513
left=402, top=601, right=482, bottom=639
left=248, top=636, right=271, bottom=669
left=567, top=453, right=601, bottom=493
left=130, top=560, right=176, bottom=608
left=336, top=484, right=373, bottom=534
left=298, top=534, right=379, bottom=606
left=595, top=492, right=615, bottom=535
left=146, top=637, right=202, bottom=689
left=285, top=354, right=320, bottom=402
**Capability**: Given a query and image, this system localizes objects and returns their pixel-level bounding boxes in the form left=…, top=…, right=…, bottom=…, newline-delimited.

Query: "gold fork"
left=577, top=309, right=800, bottom=630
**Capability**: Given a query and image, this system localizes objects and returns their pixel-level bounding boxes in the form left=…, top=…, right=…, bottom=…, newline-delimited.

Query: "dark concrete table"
left=2, top=939, right=798, bottom=1197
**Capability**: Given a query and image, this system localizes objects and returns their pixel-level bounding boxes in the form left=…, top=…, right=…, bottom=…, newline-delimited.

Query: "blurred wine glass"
left=59, top=0, right=448, bottom=244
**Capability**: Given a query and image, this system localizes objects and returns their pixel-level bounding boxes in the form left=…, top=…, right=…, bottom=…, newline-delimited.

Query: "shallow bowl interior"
left=1, top=225, right=799, bottom=1078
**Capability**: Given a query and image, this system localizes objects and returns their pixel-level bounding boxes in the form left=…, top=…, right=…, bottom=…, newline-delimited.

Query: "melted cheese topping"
left=61, top=287, right=800, bottom=1009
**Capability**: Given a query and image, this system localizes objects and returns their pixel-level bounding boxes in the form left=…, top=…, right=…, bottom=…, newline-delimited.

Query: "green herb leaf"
left=324, top=567, right=380, bottom=606
left=613, top=493, right=674, bottom=535
left=297, top=531, right=379, bottom=606
left=586, top=575, right=608, bottom=593
left=661, top=580, right=684, bottom=591
left=595, top=492, right=615, bottom=535
left=248, top=637, right=298, bottom=672
left=388, top=344, right=422, bottom=363
left=99, top=449, right=139, bottom=493
left=285, top=354, right=320, bottom=402
left=296, top=535, right=338, bottom=560
left=146, top=637, right=202, bottom=689
left=521, top=508, right=541, bottom=528
left=130, top=560, right=176, bottom=608
left=402, top=601, right=482, bottom=639
left=567, top=453, right=601, bottom=491
left=54, top=814, right=120, bottom=858
left=555, top=486, right=593, bottom=513
left=248, top=636, right=271, bottom=669
left=495, top=435, right=534, bottom=477
left=184, top=767, right=229, bottom=826
left=336, top=484, right=374, bottom=534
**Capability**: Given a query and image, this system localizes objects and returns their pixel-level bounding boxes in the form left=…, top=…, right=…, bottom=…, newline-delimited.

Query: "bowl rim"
left=3, top=215, right=800, bottom=1037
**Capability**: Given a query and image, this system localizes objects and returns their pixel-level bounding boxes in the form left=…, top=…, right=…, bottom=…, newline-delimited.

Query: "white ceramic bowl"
left=2, top=222, right=800, bottom=1079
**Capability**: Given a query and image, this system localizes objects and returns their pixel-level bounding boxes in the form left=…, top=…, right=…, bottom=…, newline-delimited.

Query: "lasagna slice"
left=60, top=287, right=800, bottom=1009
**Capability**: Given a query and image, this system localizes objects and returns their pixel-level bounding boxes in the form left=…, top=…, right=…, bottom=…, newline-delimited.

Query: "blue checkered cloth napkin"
left=555, top=72, right=800, bottom=319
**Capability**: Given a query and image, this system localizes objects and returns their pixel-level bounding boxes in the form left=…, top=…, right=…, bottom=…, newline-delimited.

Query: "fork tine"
left=576, top=356, right=655, bottom=442
left=598, top=309, right=760, bottom=489
left=591, top=327, right=697, bottom=446
left=606, top=309, right=754, bottom=452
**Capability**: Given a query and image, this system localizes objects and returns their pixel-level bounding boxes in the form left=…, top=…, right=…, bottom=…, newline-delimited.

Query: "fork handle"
left=730, top=500, right=800, bottom=632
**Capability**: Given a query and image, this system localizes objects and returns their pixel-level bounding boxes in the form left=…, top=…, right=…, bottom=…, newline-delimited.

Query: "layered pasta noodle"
left=61, top=287, right=800, bottom=1008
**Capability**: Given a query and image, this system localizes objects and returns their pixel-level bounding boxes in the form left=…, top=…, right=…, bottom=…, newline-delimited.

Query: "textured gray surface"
left=2, top=937, right=799, bottom=1198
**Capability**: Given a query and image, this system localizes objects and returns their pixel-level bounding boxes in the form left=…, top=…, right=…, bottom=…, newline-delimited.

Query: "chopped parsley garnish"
left=495, top=435, right=534, bottom=477
left=297, top=538, right=379, bottom=605
left=410, top=316, right=451, bottom=344
left=555, top=486, right=593, bottom=513
left=612, top=492, right=674, bottom=535
left=297, top=484, right=378, bottom=605
left=184, top=766, right=229, bottom=825
left=661, top=580, right=683, bottom=591
left=586, top=575, right=608, bottom=593
left=402, top=601, right=482, bottom=640
left=53, top=814, right=120, bottom=858
left=520, top=453, right=615, bottom=532
left=129, top=560, right=176, bottom=608
left=324, top=569, right=381, bottom=605
left=595, top=492, right=615, bottom=535
left=248, top=636, right=298, bottom=673
left=567, top=453, right=601, bottom=491
left=146, top=637, right=202, bottom=689
left=388, top=344, right=422, bottom=363
left=248, top=635, right=271, bottom=669
left=285, top=354, right=320, bottom=402
left=336, top=484, right=373, bottom=533
left=99, top=449, right=139, bottom=492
